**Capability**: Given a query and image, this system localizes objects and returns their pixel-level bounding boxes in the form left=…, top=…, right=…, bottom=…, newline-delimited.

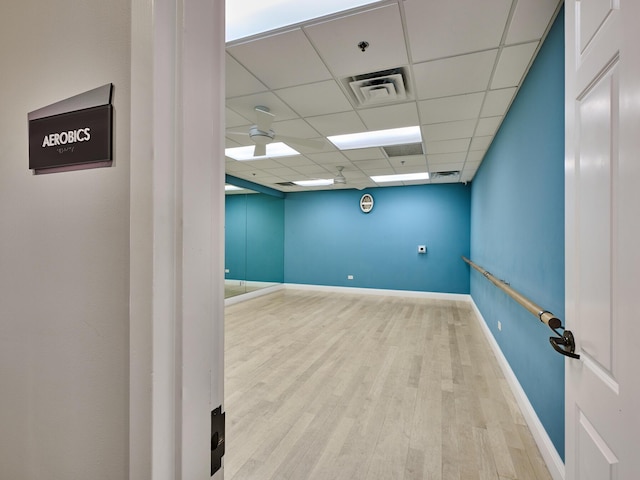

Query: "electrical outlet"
left=498, top=321, right=502, bottom=331
left=347, top=275, right=354, bottom=280
left=225, top=269, right=229, bottom=274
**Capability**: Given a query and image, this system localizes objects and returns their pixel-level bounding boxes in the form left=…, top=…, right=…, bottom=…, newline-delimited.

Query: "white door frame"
left=130, top=0, right=226, bottom=478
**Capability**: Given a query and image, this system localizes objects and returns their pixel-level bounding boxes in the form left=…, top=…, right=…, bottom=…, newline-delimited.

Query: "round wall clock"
left=360, top=193, right=374, bottom=213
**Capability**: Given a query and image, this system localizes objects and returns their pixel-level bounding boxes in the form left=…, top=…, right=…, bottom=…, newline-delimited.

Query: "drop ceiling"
left=225, top=0, right=562, bottom=192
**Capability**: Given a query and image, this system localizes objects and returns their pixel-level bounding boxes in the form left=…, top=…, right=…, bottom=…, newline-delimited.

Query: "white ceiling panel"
left=466, top=150, right=486, bottom=162
left=304, top=4, right=408, bottom=77
left=470, top=136, right=494, bottom=151
left=358, top=103, right=419, bottom=130
left=418, top=93, right=484, bottom=125
left=430, top=162, right=465, bottom=172
left=265, top=167, right=302, bottom=177
left=506, top=0, right=559, bottom=44
left=413, top=50, right=498, bottom=100
left=427, top=152, right=467, bottom=165
left=274, top=156, right=316, bottom=167
left=226, top=107, right=252, bottom=128
left=476, top=116, right=503, bottom=136
left=271, top=118, right=322, bottom=138
left=226, top=54, right=268, bottom=98
left=389, top=155, right=427, bottom=168
left=491, top=42, right=539, bottom=89
left=306, top=151, right=352, bottom=164
left=276, top=80, right=352, bottom=117
left=342, top=147, right=386, bottom=161
left=422, top=119, right=476, bottom=142
left=404, top=0, right=512, bottom=62
left=227, top=92, right=300, bottom=122
left=293, top=164, right=335, bottom=175
left=352, top=158, right=392, bottom=170
left=481, top=87, right=517, bottom=117
left=425, top=138, right=471, bottom=155
left=306, top=111, right=367, bottom=136
left=228, top=29, right=332, bottom=89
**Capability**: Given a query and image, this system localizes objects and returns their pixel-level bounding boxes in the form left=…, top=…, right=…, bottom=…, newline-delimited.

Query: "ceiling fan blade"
left=255, top=107, right=275, bottom=132
left=277, top=135, right=324, bottom=150
left=226, top=131, right=249, bottom=137
left=253, top=144, right=267, bottom=157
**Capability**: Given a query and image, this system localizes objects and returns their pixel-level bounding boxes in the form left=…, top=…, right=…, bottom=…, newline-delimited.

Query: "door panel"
left=566, top=0, right=640, bottom=478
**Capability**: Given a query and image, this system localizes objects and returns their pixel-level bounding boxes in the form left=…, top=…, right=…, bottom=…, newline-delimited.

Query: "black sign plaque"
left=28, top=105, right=112, bottom=171
left=27, top=84, right=113, bottom=174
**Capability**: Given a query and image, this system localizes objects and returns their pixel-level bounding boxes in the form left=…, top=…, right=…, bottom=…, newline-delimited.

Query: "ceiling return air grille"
left=342, top=67, right=411, bottom=107
left=431, top=170, right=460, bottom=179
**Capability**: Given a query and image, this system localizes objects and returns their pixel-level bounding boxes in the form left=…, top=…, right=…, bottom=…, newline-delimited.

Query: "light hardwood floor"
left=225, top=289, right=552, bottom=480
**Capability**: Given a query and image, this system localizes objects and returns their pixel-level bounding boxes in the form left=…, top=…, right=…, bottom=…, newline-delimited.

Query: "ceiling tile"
left=304, top=4, right=408, bottom=77
left=425, top=138, right=471, bottom=155
left=274, top=155, right=316, bottom=167
left=293, top=164, right=334, bottom=175
left=226, top=107, right=252, bottom=129
left=227, top=92, right=300, bottom=122
left=275, top=80, right=352, bottom=117
left=466, top=151, right=486, bottom=162
left=306, top=151, right=351, bottom=165
left=227, top=29, right=332, bottom=89
left=429, top=162, right=465, bottom=172
left=427, top=152, right=467, bottom=164
left=342, top=147, right=386, bottom=161
left=271, top=118, right=321, bottom=138
left=491, top=42, right=539, bottom=89
left=362, top=166, right=397, bottom=176
left=358, top=103, right=419, bottom=130
left=413, top=50, right=498, bottom=100
left=418, top=92, right=484, bottom=125
left=404, top=0, right=512, bottom=62
left=264, top=167, right=302, bottom=177
left=481, top=88, right=517, bottom=117
left=470, top=135, right=493, bottom=151
left=352, top=158, right=392, bottom=170
left=388, top=155, right=426, bottom=168
left=422, top=119, right=476, bottom=142
left=306, top=111, right=367, bottom=136
left=506, top=0, right=560, bottom=44
left=476, top=116, right=503, bottom=136
left=226, top=54, right=268, bottom=98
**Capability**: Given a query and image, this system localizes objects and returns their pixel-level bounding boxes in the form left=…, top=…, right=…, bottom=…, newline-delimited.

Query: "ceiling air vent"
left=342, top=67, right=411, bottom=107
left=275, top=181, right=296, bottom=187
left=383, top=143, right=423, bottom=157
left=431, top=171, right=460, bottom=179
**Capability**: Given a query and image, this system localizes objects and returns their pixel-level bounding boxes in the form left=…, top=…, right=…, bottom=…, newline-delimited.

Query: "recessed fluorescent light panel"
left=293, top=179, right=334, bottom=187
left=328, top=126, right=422, bottom=150
left=225, top=142, right=300, bottom=161
left=226, top=0, right=383, bottom=41
left=225, top=184, right=243, bottom=191
left=370, top=172, right=430, bottom=183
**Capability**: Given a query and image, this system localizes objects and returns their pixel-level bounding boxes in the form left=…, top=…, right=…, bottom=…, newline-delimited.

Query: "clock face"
left=360, top=193, right=374, bottom=213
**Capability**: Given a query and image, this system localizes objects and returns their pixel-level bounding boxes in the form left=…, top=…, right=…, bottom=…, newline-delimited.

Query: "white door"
left=565, top=1, right=640, bottom=479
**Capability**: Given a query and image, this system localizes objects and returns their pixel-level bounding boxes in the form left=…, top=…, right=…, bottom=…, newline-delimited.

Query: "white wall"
left=0, top=1, right=131, bottom=478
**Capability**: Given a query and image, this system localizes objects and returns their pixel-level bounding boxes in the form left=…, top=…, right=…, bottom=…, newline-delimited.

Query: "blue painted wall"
left=225, top=193, right=284, bottom=282
left=284, top=184, right=471, bottom=293
left=470, top=9, right=565, bottom=459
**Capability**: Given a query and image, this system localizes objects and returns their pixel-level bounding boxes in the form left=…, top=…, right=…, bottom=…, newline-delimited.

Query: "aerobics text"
left=41, top=128, right=91, bottom=147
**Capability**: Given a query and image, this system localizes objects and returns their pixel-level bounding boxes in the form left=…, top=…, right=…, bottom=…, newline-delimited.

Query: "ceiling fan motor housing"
left=249, top=126, right=275, bottom=145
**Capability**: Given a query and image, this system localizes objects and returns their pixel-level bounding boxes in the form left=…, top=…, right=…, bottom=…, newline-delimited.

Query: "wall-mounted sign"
left=28, top=84, right=113, bottom=174
left=360, top=193, right=374, bottom=213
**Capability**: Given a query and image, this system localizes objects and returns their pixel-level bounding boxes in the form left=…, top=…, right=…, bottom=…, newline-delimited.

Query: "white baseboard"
left=224, top=283, right=284, bottom=306
left=470, top=300, right=565, bottom=480
left=284, top=283, right=471, bottom=302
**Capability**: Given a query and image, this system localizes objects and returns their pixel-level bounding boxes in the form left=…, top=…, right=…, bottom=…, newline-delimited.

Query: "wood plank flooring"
left=224, top=289, right=552, bottom=480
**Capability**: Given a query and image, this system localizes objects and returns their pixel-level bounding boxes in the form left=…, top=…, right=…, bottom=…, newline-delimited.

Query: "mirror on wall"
left=225, top=184, right=284, bottom=298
